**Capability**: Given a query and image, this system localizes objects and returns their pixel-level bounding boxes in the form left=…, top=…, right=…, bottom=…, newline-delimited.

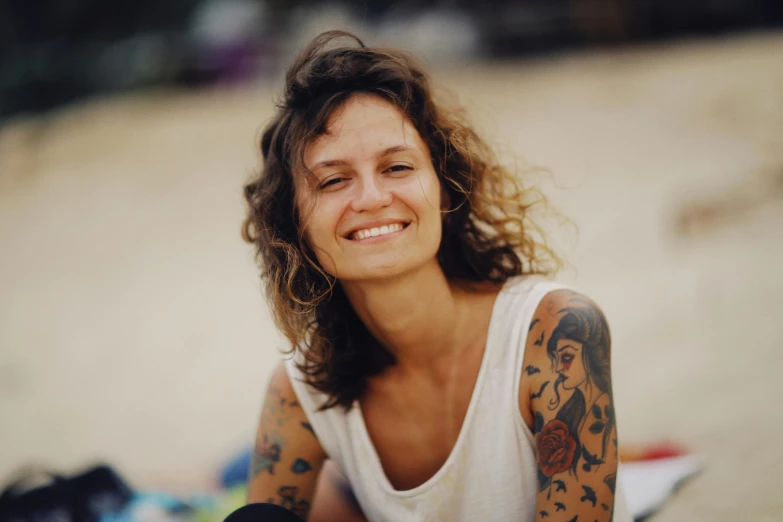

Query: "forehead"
left=304, top=94, right=426, bottom=166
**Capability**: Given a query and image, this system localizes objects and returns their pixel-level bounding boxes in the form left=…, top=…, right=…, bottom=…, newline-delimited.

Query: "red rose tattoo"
left=536, top=420, right=577, bottom=477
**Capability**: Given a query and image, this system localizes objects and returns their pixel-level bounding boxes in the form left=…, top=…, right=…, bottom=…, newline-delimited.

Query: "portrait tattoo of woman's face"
left=535, top=296, right=616, bottom=496
left=554, top=338, right=587, bottom=390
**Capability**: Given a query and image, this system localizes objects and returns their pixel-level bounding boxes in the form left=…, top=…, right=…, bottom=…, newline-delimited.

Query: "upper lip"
left=343, top=219, right=409, bottom=238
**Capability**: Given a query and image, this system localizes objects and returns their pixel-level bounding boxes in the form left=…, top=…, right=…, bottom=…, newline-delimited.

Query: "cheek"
left=299, top=198, right=338, bottom=245
left=401, top=167, right=439, bottom=199
left=306, top=220, right=337, bottom=251
left=403, top=173, right=442, bottom=225
left=421, top=172, right=443, bottom=209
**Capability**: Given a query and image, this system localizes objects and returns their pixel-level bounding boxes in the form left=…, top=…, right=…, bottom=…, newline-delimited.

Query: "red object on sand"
left=620, top=441, right=689, bottom=462
left=642, top=442, right=689, bottom=461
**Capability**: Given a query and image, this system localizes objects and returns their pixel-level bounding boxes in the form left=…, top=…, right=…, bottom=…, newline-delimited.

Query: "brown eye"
left=385, top=165, right=411, bottom=174
left=319, top=177, right=346, bottom=190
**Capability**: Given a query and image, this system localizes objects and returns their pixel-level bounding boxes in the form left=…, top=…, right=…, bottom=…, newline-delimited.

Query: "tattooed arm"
left=520, top=290, right=619, bottom=522
left=247, top=362, right=328, bottom=519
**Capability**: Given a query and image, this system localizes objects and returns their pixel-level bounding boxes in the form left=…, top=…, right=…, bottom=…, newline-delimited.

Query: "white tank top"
left=285, top=277, right=632, bottom=522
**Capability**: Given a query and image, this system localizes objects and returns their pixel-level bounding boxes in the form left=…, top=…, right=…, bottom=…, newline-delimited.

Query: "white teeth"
left=352, top=223, right=404, bottom=240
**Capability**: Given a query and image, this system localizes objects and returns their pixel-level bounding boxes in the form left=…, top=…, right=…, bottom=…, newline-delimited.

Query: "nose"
left=350, top=173, right=393, bottom=213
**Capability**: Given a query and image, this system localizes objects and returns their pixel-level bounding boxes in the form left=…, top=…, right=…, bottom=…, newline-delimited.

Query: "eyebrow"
left=310, top=145, right=415, bottom=171
left=557, top=344, right=576, bottom=353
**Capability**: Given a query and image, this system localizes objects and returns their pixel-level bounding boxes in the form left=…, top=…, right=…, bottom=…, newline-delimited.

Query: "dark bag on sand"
left=224, top=503, right=306, bottom=522
left=0, top=464, right=132, bottom=522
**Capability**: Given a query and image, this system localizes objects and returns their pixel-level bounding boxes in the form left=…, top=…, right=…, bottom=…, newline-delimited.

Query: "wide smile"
left=345, top=222, right=410, bottom=242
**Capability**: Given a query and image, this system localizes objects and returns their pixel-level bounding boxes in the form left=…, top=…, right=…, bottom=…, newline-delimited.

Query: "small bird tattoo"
left=580, top=485, right=597, bottom=507
left=530, top=381, right=550, bottom=400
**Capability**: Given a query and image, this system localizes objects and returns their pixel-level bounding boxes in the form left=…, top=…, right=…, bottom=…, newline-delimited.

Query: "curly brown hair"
left=242, top=30, right=561, bottom=410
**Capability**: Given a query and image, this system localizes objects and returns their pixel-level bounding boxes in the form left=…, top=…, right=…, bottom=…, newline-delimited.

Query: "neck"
left=340, top=261, right=495, bottom=375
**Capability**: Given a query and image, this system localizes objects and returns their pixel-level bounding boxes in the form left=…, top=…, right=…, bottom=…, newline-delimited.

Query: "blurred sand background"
left=1, top=31, right=782, bottom=521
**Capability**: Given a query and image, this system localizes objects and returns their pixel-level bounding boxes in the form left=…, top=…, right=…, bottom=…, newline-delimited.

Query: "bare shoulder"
left=266, top=359, right=300, bottom=404
left=520, top=289, right=612, bottom=428
left=531, top=288, right=604, bottom=327
left=247, top=361, right=328, bottom=516
left=259, top=361, right=313, bottom=441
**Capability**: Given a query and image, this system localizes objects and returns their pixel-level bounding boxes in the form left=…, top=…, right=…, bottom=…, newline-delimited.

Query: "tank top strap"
left=283, top=355, right=348, bottom=469
left=481, top=277, right=574, bottom=414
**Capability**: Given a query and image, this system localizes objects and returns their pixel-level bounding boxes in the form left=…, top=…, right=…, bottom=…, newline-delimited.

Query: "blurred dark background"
left=2, top=0, right=783, bottom=120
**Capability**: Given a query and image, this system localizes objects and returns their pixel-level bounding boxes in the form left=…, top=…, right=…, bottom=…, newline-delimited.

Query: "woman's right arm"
left=247, top=362, right=328, bottom=519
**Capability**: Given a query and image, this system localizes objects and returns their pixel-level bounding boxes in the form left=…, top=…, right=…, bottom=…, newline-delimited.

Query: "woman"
left=238, top=31, right=631, bottom=522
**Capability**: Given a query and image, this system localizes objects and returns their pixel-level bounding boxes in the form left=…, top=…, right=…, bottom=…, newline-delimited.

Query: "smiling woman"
left=237, top=30, right=632, bottom=522
left=296, top=94, right=444, bottom=282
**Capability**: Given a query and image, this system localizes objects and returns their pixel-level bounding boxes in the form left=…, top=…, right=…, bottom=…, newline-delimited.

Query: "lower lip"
left=347, top=225, right=408, bottom=244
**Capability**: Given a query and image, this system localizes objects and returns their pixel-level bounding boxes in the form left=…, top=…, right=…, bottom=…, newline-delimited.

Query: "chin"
left=340, top=265, right=411, bottom=282
left=339, top=255, right=432, bottom=282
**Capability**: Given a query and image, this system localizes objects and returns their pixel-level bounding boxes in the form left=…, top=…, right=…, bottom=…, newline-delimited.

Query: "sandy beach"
left=1, top=31, right=782, bottom=520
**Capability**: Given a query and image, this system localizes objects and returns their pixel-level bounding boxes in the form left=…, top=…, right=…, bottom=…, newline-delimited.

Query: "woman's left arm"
left=519, top=289, right=619, bottom=522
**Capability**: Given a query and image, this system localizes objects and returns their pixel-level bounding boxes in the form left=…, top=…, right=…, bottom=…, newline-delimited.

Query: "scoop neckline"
left=350, top=280, right=512, bottom=498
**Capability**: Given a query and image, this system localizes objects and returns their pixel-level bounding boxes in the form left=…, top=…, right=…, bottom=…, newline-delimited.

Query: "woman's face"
left=554, top=338, right=587, bottom=390
left=295, top=93, right=443, bottom=282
